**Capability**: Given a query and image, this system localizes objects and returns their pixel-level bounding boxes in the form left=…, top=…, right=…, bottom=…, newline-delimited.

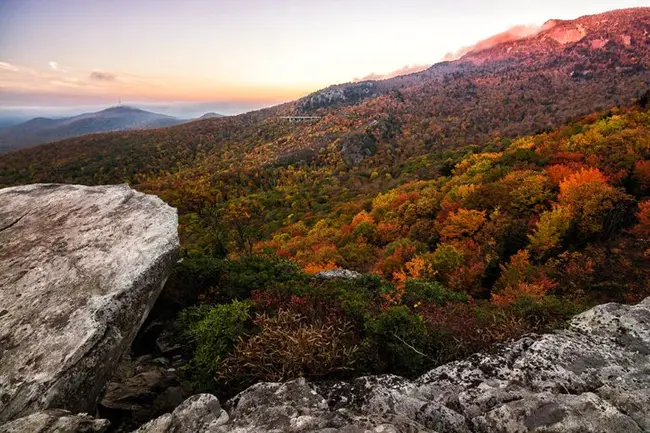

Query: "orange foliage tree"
left=558, top=168, right=627, bottom=235
left=439, top=208, right=486, bottom=242
left=491, top=250, right=556, bottom=306
left=630, top=200, right=650, bottom=238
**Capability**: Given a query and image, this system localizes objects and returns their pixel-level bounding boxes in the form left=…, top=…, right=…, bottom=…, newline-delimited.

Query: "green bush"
left=163, top=255, right=228, bottom=309
left=179, top=300, right=251, bottom=387
left=508, top=295, right=583, bottom=329
left=364, top=306, right=432, bottom=376
left=224, top=255, right=304, bottom=300
left=167, top=254, right=303, bottom=306
left=402, top=280, right=468, bottom=306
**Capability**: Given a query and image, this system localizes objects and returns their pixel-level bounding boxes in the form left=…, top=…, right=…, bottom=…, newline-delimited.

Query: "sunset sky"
left=1, top=0, right=648, bottom=118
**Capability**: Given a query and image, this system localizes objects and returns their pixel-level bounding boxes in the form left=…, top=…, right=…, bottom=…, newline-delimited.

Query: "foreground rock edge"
left=0, top=184, right=180, bottom=422
left=135, top=297, right=650, bottom=433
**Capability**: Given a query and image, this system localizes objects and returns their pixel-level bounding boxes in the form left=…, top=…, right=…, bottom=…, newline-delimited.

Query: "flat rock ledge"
left=0, top=184, right=179, bottom=423
left=138, top=297, right=650, bottom=433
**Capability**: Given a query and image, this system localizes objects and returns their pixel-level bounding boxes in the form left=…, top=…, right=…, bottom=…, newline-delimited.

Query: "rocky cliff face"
left=137, top=297, right=650, bottom=433
left=0, top=184, right=179, bottom=422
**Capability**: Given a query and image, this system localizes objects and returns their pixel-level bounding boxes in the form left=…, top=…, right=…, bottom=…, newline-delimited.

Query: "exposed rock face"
left=297, top=82, right=378, bottom=111
left=0, top=184, right=179, bottom=422
left=315, top=269, right=362, bottom=280
left=339, top=132, right=378, bottom=166
left=133, top=394, right=228, bottom=433
left=138, top=297, right=650, bottom=432
left=0, top=410, right=110, bottom=433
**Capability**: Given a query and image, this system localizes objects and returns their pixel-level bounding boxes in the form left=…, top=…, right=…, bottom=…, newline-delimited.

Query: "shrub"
left=222, top=310, right=358, bottom=385
left=364, top=306, right=431, bottom=376
left=163, top=255, right=228, bottom=309
left=225, top=255, right=303, bottom=299
left=165, top=254, right=303, bottom=307
left=507, top=295, right=583, bottom=330
left=402, top=280, right=468, bottom=306
left=179, top=300, right=251, bottom=386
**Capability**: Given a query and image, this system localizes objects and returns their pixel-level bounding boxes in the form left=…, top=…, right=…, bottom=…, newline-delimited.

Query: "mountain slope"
left=0, top=106, right=185, bottom=154
left=0, top=7, right=648, bottom=188
left=1, top=7, right=650, bottom=401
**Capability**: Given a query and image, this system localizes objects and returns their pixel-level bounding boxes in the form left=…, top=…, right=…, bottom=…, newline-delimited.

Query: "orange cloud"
left=443, top=24, right=541, bottom=61
left=0, top=60, right=312, bottom=104
left=353, top=64, right=430, bottom=82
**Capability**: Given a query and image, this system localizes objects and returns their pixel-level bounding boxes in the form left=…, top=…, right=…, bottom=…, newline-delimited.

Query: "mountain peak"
left=458, top=6, right=649, bottom=64
left=199, top=112, right=223, bottom=119
left=0, top=106, right=184, bottom=153
left=100, top=105, right=143, bottom=113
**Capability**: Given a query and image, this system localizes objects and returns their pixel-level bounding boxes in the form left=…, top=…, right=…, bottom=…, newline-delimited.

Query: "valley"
left=1, top=5, right=650, bottom=432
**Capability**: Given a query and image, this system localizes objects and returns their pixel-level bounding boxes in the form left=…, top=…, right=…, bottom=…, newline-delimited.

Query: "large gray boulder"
left=0, top=184, right=179, bottom=422
left=136, top=297, right=650, bottom=432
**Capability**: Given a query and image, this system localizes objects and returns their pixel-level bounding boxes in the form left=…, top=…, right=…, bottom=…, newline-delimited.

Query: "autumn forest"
left=1, top=6, right=650, bottom=403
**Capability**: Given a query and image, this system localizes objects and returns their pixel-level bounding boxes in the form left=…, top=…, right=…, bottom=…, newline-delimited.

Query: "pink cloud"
left=353, top=64, right=430, bottom=82
left=443, top=25, right=541, bottom=61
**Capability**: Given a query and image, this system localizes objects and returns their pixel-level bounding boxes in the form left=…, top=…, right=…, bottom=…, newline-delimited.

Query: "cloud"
left=0, top=61, right=19, bottom=72
left=90, top=71, right=116, bottom=81
left=353, top=64, right=430, bottom=82
left=49, top=61, right=68, bottom=72
left=442, top=25, right=541, bottom=61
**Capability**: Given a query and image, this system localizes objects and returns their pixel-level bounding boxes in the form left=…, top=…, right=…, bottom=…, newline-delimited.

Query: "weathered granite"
left=0, top=410, right=110, bottom=433
left=0, top=184, right=179, bottom=422
left=137, top=297, right=650, bottom=432
left=133, top=394, right=228, bottom=433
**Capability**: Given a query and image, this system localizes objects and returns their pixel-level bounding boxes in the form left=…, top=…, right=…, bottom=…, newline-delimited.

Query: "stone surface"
left=99, top=361, right=186, bottom=431
left=101, top=365, right=182, bottom=412
left=137, top=297, right=650, bottom=432
left=315, top=269, right=362, bottom=280
left=0, top=410, right=110, bottom=433
left=133, top=394, right=228, bottom=433
left=0, top=184, right=179, bottom=422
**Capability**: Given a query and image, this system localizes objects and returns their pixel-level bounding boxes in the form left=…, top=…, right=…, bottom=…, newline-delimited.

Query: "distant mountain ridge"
left=1, top=7, right=648, bottom=183
left=0, top=106, right=186, bottom=154
left=199, top=112, right=224, bottom=119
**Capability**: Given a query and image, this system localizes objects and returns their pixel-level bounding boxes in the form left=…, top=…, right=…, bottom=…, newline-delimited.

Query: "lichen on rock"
left=138, top=297, right=650, bottom=432
left=0, top=184, right=179, bottom=422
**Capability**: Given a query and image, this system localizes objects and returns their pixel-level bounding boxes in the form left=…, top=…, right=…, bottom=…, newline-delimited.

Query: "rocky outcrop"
left=0, top=410, right=110, bottom=433
left=339, top=131, right=377, bottom=165
left=133, top=394, right=228, bottom=433
left=297, top=82, right=378, bottom=111
left=0, top=184, right=179, bottom=422
left=137, top=297, right=650, bottom=432
left=315, top=269, right=362, bottom=280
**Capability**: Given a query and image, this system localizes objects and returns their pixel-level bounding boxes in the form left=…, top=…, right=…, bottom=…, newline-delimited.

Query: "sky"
left=1, top=0, right=649, bottom=119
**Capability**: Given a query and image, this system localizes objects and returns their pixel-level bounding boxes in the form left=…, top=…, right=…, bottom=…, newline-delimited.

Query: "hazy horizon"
left=0, top=100, right=283, bottom=123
